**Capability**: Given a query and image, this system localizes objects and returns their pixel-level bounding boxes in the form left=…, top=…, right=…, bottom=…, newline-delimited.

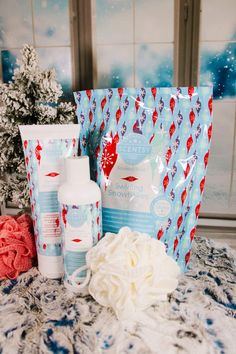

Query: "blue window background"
left=0, top=0, right=236, bottom=215
left=0, top=0, right=175, bottom=96
left=0, top=0, right=72, bottom=100
left=199, top=0, right=236, bottom=215
left=94, top=0, right=174, bottom=88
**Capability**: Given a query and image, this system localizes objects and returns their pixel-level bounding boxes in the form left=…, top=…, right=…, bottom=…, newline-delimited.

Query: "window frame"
left=70, top=0, right=94, bottom=90
left=175, top=0, right=201, bottom=86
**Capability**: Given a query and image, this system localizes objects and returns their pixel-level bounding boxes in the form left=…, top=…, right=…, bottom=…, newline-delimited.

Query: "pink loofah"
left=0, top=214, right=36, bottom=280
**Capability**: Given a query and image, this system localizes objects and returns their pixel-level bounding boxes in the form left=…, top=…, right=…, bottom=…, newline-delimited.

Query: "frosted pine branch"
left=0, top=44, right=76, bottom=209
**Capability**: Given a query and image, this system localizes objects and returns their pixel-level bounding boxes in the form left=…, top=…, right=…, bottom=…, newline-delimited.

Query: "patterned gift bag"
left=74, top=87, right=213, bottom=271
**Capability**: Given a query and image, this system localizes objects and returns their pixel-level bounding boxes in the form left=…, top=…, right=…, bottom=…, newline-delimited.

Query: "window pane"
left=201, top=102, right=236, bottom=214
left=0, top=0, right=72, bottom=100
left=94, top=0, right=174, bottom=88
left=96, top=44, right=134, bottom=87
left=96, top=0, right=133, bottom=45
left=135, top=0, right=174, bottom=43
left=199, top=42, right=236, bottom=100
left=37, top=47, right=72, bottom=100
left=199, top=0, right=236, bottom=216
left=135, top=44, right=173, bottom=87
left=201, top=0, right=236, bottom=41
left=230, top=140, right=236, bottom=209
left=33, top=0, right=70, bottom=46
left=1, top=49, right=19, bottom=82
left=1, top=47, right=72, bottom=100
left=0, top=0, right=33, bottom=48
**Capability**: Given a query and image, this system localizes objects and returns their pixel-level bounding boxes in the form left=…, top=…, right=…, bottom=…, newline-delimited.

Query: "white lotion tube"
left=19, top=124, right=80, bottom=279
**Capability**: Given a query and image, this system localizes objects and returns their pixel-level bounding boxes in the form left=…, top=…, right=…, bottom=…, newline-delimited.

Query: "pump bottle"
left=58, top=156, right=102, bottom=291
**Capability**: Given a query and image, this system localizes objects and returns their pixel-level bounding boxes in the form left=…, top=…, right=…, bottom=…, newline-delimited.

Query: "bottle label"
left=59, top=200, right=102, bottom=287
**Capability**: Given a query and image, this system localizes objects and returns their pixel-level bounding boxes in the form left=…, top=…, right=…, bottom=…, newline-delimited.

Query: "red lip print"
left=45, top=172, right=60, bottom=177
left=72, top=239, right=82, bottom=243
left=121, top=176, right=138, bottom=182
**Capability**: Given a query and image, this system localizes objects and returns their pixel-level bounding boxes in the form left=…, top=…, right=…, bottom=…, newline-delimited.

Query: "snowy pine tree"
left=0, top=45, right=75, bottom=208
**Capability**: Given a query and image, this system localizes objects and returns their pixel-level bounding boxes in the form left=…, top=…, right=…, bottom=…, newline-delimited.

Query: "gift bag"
left=74, top=87, right=213, bottom=271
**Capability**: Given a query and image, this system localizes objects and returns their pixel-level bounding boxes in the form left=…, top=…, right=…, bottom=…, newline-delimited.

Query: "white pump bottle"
left=58, top=156, right=102, bottom=291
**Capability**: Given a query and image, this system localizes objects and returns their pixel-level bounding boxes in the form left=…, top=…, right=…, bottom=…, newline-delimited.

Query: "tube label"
left=22, top=138, right=78, bottom=258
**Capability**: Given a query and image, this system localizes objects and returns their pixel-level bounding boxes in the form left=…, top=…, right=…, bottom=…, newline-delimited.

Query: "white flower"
left=87, top=227, right=180, bottom=321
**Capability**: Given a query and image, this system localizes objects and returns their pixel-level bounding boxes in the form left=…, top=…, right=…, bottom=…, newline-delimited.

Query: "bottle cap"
left=65, top=156, right=90, bottom=185
left=38, top=255, right=64, bottom=279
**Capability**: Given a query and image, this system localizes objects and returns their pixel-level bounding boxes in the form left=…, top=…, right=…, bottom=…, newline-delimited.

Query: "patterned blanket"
left=0, top=237, right=235, bottom=354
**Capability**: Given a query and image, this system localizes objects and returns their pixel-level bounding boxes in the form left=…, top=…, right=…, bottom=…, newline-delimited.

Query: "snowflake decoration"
left=101, top=150, right=115, bottom=168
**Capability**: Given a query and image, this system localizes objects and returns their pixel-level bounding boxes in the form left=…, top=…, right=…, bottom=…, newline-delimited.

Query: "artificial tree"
left=0, top=45, right=75, bottom=209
